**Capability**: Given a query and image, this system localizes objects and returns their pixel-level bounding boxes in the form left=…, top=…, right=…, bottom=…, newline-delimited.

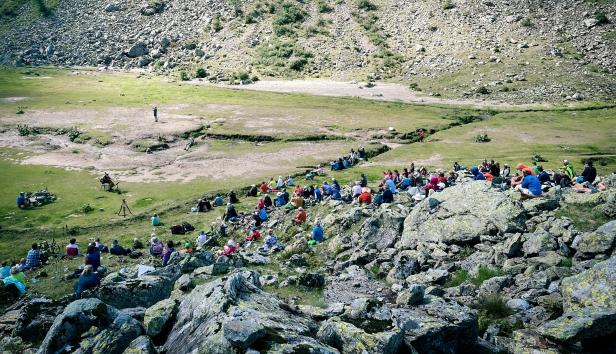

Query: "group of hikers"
left=328, top=147, right=369, bottom=171
left=4, top=149, right=608, bottom=300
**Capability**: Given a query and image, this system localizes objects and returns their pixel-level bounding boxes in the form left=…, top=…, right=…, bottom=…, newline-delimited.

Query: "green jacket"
left=563, top=164, right=575, bottom=180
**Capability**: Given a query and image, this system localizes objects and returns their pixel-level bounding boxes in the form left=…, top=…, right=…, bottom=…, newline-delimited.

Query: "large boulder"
left=575, top=220, right=616, bottom=258
left=355, top=208, right=405, bottom=251
left=144, top=298, right=178, bottom=338
left=164, top=270, right=338, bottom=353
left=538, top=256, right=616, bottom=346
left=317, top=318, right=404, bottom=353
left=94, top=265, right=181, bottom=309
left=0, top=297, right=60, bottom=342
left=392, top=296, right=478, bottom=353
left=37, top=298, right=142, bottom=354
left=126, top=42, right=149, bottom=58
left=400, top=182, right=525, bottom=247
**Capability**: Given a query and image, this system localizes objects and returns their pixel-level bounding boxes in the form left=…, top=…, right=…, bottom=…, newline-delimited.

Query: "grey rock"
left=396, top=284, right=425, bottom=306
left=144, top=298, right=177, bottom=337
left=126, top=42, right=149, bottom=58
left=507, top=298, right=531, bottom=311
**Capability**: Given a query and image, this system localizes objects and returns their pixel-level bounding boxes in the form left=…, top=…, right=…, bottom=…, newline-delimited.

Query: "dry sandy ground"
left=213, top=79, right=529, bottom=107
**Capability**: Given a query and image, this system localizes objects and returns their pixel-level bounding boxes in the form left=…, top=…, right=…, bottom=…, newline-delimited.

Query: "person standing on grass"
left=153, top=106, right=158, bottom=122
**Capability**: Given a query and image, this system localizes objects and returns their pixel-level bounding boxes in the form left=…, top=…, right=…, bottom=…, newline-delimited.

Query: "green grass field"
left=1, top=67, right=615, bottom=299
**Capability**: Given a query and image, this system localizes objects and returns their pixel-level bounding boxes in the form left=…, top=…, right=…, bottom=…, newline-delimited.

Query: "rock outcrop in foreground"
left=0, top=176, right=614, bottom=353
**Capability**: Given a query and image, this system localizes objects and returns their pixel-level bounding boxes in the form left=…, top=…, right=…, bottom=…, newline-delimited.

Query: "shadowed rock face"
left=400, top=182, right=526, bottom=248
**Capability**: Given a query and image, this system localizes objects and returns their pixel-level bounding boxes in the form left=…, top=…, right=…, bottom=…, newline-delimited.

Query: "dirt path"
left=211, top=79, right=545, bottom=108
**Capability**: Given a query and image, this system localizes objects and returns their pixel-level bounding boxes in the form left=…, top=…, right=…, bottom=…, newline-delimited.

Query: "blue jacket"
left=258, top=208, right=268, bottom=221
left=276, top=195, right=286, bottom=207
left=1, top=266, right=11, bottom=278
left=85, top=252, right=101, bottom=270
left=331, top=189, right=342, bottom=200
left=16, top=194, right=26, bottom=206
left=470, top=167, right=485, bottom=180
left=385, top=179, right=397, bottom=193
left=522, top=175, right=542, bottom=196
left=75, top=273, right=99, bottom=298
left=382, top=189, right=394, bottom=203
left=311, top=226, right=324, bottom=242
left=3, top=276, right=26, bottom=295
left=322, top=184, right=332, bottom=195
left=538, top=171, right=551, bottom=183
left=332, top=181, right=341, bottom=191
left=314, top=188, right=322, bottom=201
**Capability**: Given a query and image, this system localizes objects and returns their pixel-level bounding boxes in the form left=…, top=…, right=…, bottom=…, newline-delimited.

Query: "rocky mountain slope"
left=1, top=175, right=615, bottom=353
left=1, top=0, right=615, bottom=103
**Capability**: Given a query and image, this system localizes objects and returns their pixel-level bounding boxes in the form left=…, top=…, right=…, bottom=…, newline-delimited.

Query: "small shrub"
left=595, top=12, right=609, bottom=25
left=521, top=18, right=533, bottom=27
left=212, top=15, right=223, bottom=32
left=16, top=106, right=26, bottom=114
left=357, top=0, right=377, bottom=11
left=67, top=127, right=82, bottom=142
left=79, top=204, right=94, bottom=214
left=476, top=86, right=490, bottom=95
left=532, top=153, right=548, bottom=163
left=475, top=294, right=514, bottom=333
left=318, top=1, right=332, bottom=13
left=442, top=0, right=456, bottom=10
left=472, top=266, right=502, bottom=286
left=558, top=257, right=573, bottom=268
left=474, top=134, right=491, bottom=143
left=445, top=270, right=470, bottom=287
left=195, top=67, right=208, bottom=78
left=180, top=71, right=190, bottom=81
left=17, top=124, right=32, bottom=136
left=290, top=58, right=308, bottom=71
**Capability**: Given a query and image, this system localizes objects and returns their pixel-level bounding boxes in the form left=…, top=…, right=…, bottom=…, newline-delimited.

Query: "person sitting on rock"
left=25, top=243, right=41, bottom=270
left=424, top=176, right=441, bottom=197
left=382, top=187, right=394, bottom=203
left=247, top=184, right=258, bottom=197
left=291, top=193, right=304, bottom=209
left=322, top=182, right=332, bottom=196
left=224, top=203, right=238, bottom=222
left=275, top=192, right=286, bottom=207
left=84, top=244, right=101, bottom=271
left=74, top=265, right=98, bottom=299
left=94, top=238, right=108, bottom=253
left=3, top=266, right=26, bottom=295
left=516, top=170, right=542, bottom=199
left=331, top=188, right=343, bottom=201
left=66, top=238, right=80, bottom=257
left=332, top=178, right=341, bottom=192
left=196, top=231, right=210, bottom=248
left=314, top=185, right=323, bottom=202
left=293, top=207, right=307, bottom=225
left=100, top=172, right=115, bottom=190
left=162, top=240, right=175, bottom=266
left=307, top=221, right=324, bottom=245
left=228, top=190, right=239, bottom=204
left=268, top=177, right=277, bottom=191
left=220, top=239, right=239, bottom=256
left=151, top=214, right=161, bottom=226
left=263, top=194, right=273, bottom=208
left=538, top=166, right=551, bottom=184
left=246, top=227, right=261, bottom=242
left=197, top=198, right=211, bottom=212
left=501, top=164, right=511, bottom=178
left=277, top=176, right=285, bottom=189
left=578, top=160, right=597, bottom=184
left=262, top=230, right=281, bottom=252
left=109, top=240, right=129, bottom=256
left=258, top=207, right=268, bottom=221
left=213, top=194, right=224, bottom=207
left=286, top=176, right=295, bottom=186
left=351, top=181, right=362, bottom=198
left=470, top=166, right=486, bottom=181
left=184, top=240, right=194, bottom=254
left=149, top=235, right=164, bottom=256
left=358, top=187, right=372, bottom=205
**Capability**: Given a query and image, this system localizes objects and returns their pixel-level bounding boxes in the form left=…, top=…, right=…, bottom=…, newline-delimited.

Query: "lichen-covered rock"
left=37, top=298, right=141, bottom=354
left=575, top=220, right=616, bottom=258
left=317, top=318, right=404, bottom=354
left=400, top=182, right=525, bottom=247
left=356, top=208, right=405, bottom=251
left=392, top=295, right=478, bottom=353
left=144, top=298, right=178, bottom=337
left=538, top=256, right=616, bottom=345
left=95, top=265, right=181, bottom=309
left=164, top=270, right=338, bottom=353
left=123, top=335, right=156, bottom=354
left=396, top=284, right=425, bottom=306
left=522, top=229, right=557, bottom=256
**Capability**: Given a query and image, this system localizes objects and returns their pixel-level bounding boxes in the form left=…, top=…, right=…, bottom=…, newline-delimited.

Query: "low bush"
left=212, top=15, right=223, bottom=32
left=474, top=134, right=491, bottom=143
left=318, top=1, right=332, bottom=13
left=195, top=67, right=207, bottom=78
left=180, top=71, right=190, bottom=81
left=442, top=0, right=455, bottom=10
left=357, top=0, right=377, bottom=11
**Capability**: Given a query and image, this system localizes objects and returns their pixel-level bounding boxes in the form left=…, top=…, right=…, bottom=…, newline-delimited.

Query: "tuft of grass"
left=472, top=266, right=503, bottom=286
left=555, top=203, right=610, bottom=232
left=445, top=269, right=469, bottom=287
left=195, top=68, right=208, bottom=79
left=357, top=0, right=377, bottom=11
left=595, top=12, right=609, bottom=25
left=558, top=257, right=573, bottom=268
left=475, top=294, right=515, bottom=333
left=442, top=0, right=456, bottom=10
left=212, top=15, right=223, bottom=32
left=318, top=1, right=333, bottom=13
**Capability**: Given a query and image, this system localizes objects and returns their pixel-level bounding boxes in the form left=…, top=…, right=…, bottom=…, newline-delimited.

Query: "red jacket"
left=358, top=192, right=372, bottom=204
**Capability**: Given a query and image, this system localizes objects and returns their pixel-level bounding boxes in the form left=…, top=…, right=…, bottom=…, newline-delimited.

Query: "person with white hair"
left=220, top=239, right=239, bottom=256
left=352, top=181, right=362, bottom=197
left=149, top=235, right=163, bottom=256
left=196, top=231, right=210, bottom=248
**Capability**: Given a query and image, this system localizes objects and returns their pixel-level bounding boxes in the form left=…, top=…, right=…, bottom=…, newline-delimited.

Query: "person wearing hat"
left=246, top=227, right=261, bottom=241
left=293, top=207, right=307, bottom=225
left=275, top=192, right=286, bottom=207
left=4, top=266, right=27, bottom=295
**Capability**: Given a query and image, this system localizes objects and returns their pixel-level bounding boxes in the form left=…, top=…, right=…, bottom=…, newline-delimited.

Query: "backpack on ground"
left=182, top=222, right=195, bottom=232
left=170, top=225, right=185, bottom=235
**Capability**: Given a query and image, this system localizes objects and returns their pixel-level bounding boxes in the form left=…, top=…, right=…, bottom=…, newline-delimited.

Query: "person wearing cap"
left=246, top=227, right=261, bottom=241
left=162, top=240, right=175, bottom=266
left=74, top=264, right=98, bottom=299
left=221, top=239, right=239, bottom=256
left=3, top=266, right=27, bottom=295
left=293, top=207, right=307, bottom=224
left=149, top=235, right=164, bottom=256
left=275, top=192, right=286, bottom=207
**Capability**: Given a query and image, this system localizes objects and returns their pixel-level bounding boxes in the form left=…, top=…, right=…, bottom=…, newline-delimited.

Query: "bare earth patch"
left=1, top=97, right=28, bottom=103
